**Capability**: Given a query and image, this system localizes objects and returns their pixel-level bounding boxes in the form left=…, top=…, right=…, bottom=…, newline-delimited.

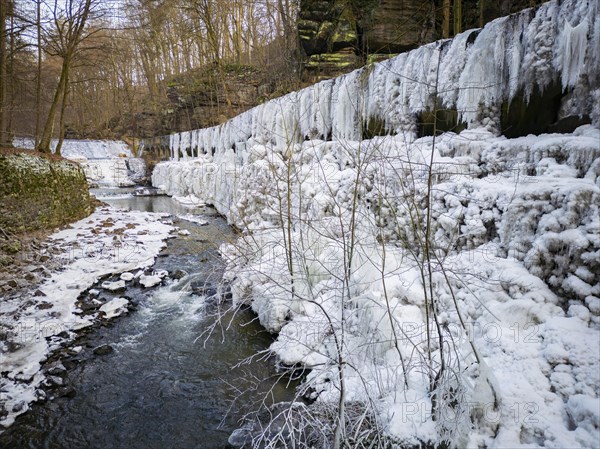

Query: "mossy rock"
left=1, top=240, right=21, bottom=254
left=0, top=151, right=93, bottom=235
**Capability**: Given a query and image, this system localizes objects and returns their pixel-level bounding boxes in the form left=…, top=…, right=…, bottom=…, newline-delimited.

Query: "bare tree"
left=37, top=0, right=95, bottom=154
left=0, top=0, right=12, bottom=146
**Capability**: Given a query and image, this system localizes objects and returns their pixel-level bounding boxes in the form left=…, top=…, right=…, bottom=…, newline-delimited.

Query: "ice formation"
left=152, top=0, right=598, bottom=164
left=12, top=138, right=134, bottom=159
left=13, top=138, right=145, bottom=187
left=151, top=0, right=599, bottom=447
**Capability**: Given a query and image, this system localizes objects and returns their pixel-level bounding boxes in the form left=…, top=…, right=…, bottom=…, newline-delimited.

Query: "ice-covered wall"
left=156, top=0, right=598, bottom=164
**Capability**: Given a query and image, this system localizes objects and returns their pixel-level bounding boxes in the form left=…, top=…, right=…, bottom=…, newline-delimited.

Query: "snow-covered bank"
left=13, top=138, right=146, bottom=187
left=154, top=126, right=600, bottom=447
left=151, top=1, right=599, bottom=447
left=0, top=207, right=174, bottom=429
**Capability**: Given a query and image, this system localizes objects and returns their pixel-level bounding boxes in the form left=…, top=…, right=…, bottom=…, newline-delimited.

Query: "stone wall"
left=0, top=150, right=92, bottom=235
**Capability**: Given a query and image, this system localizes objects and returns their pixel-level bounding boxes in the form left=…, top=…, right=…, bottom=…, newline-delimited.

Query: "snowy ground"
left=0, top=207, right=174, bottom=429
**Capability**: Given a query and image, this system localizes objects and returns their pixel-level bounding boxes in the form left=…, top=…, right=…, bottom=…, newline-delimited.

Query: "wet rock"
left=46, top=376, right=64, bottom=387
left=171, top=269, right=188, bottom=280
left=62, top=359, right=80, bottom=370
left=57, top=387, right=76, bottom=399
left=190, top=281, right=210, bottom=295
left=228, top=425, right=253, bottom=448
left=11, top=401, right=26, bottom=413
left=36, top=302, right=53, bottom=310
left=46, top=362, right=67, bottom=376
left=35, top=389, right=47, bottom=402
left=93, top=344, right=114, bottom=356
left=80, top=300, right=101, bottom=312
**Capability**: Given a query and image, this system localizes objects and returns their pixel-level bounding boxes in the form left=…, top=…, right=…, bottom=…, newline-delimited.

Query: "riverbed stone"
left=93, top=344, right=114, bottom=356
left=35, top=302, right=53, bottom=310
left=120, top=272, right=135, bottom=281
left=101, top=280, right=126, bottom=291
left=46, top=362, right=67, bottom=376
left=139, top=275, right=162, bottom=288
left=171, top=269, right=188, bottom=280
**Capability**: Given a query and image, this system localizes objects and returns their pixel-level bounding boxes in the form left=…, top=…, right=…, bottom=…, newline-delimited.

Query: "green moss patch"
left=0, top=150, right=93, bottom=234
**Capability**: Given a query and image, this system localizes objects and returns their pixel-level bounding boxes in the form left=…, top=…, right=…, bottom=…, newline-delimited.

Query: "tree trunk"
left=453, top=0, right=462, bottom=35
left=0, top=0, right=10, bottom=147
left=38, top=57, right=70, bottom=153
left=56, top=69, right=70, bottom=156
left=442, top=0, right=451, bottom=38
left=35, top=0, right=42, bottom=148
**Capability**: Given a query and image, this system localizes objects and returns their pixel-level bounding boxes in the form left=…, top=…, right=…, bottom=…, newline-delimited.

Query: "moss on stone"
left=0, top=151, right=93, bottom=235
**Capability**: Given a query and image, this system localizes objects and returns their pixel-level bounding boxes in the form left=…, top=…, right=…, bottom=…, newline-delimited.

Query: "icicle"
left=158, top=0, right=595, bottom=155
left=559, top=19, right=590, bottom=90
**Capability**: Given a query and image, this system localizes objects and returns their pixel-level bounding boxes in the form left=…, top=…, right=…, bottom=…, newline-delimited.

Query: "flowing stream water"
left=0, top=189, right=294, bottom=449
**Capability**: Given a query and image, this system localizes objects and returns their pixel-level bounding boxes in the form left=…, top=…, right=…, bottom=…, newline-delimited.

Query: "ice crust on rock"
left=139, top=274, right=162, bottom=288
left=150, top=1, right=599, bottom=447
left=99, top=297, right=129, bottom=319
left=120, top=272, right=135, bottom=281
left=101, top=280, right=126, bottom=291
